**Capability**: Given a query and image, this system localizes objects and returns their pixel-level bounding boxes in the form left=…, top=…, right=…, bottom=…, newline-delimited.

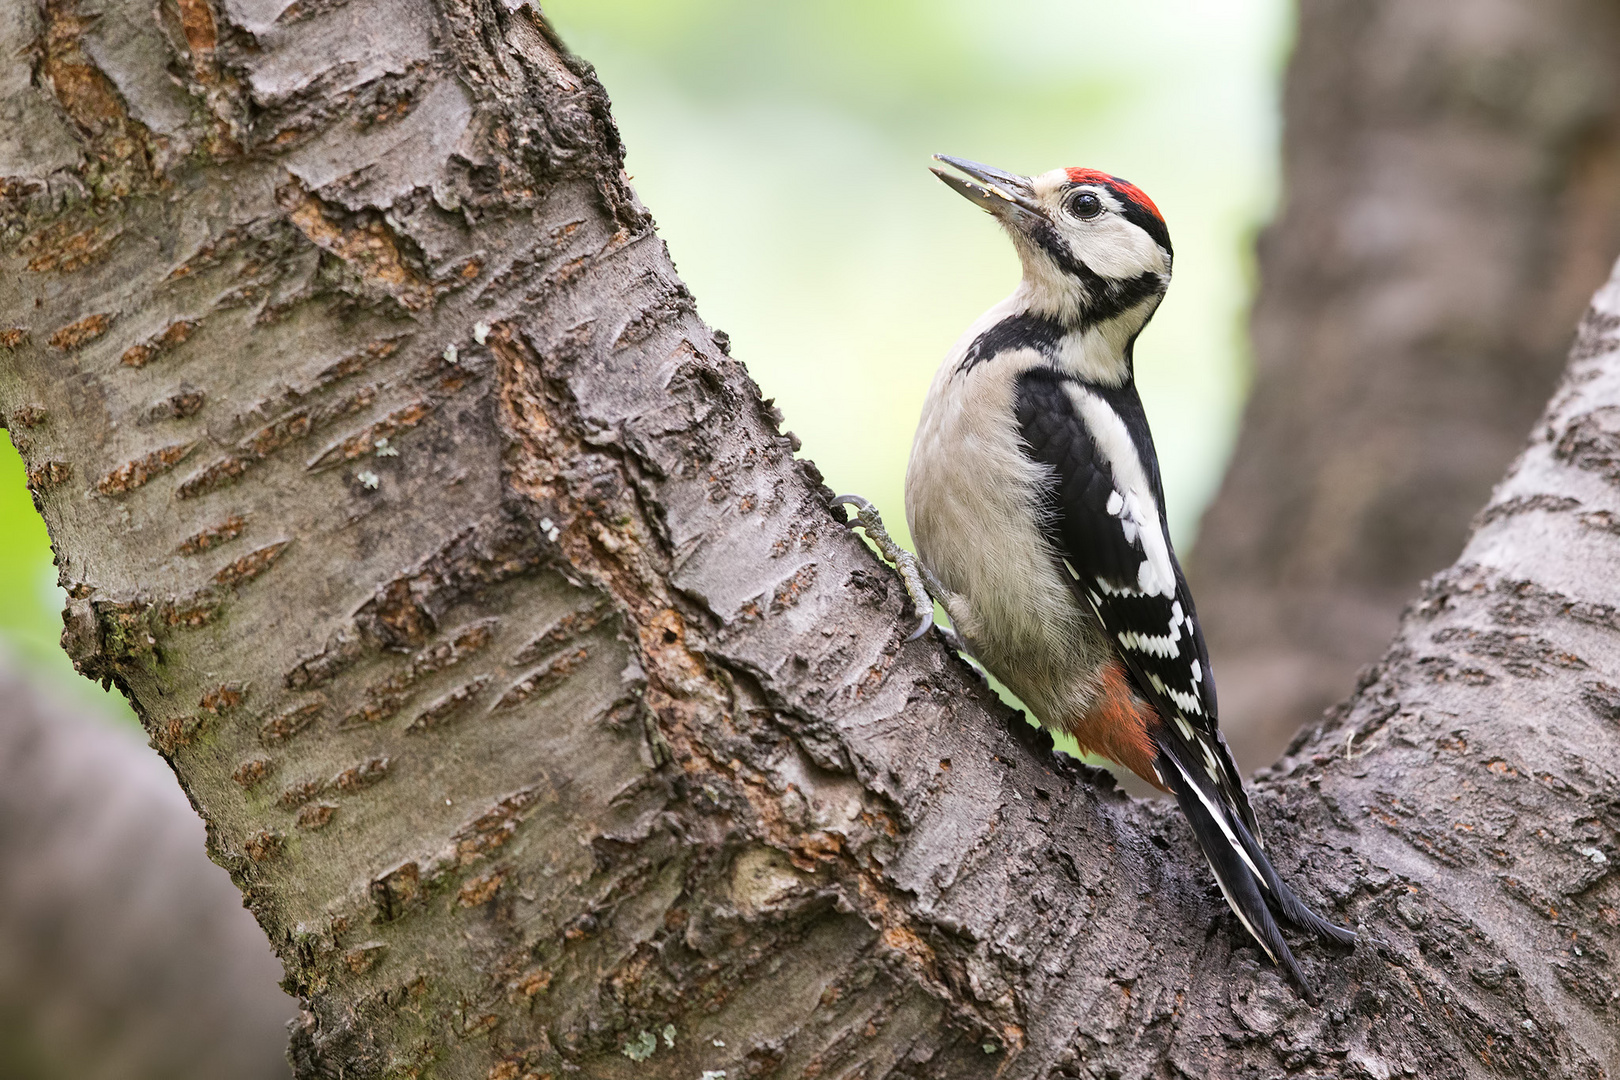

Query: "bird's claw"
left=830, top=493, right=875, bottom=517
left=833, top=493, right=947, bottom=643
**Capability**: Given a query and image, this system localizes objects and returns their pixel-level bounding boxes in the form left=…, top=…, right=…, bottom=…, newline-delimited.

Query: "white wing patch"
left=1147, top=670, right=1204, bottom=716
left=1167, top=685, right=1203, bottom=716
left=1115, top=598, right=1187, bottom=658
left=1068, top=385, right=1177, bottom=599
left=1066, top=381, right=1211, bottom=715
left=1117, top=629, right=1179, bottom=657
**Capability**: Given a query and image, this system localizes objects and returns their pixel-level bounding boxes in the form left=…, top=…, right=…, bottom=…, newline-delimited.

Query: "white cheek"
left=1010, top=234, right=1086, bottom=322
left=1067, top=218, right=1166, bottom=279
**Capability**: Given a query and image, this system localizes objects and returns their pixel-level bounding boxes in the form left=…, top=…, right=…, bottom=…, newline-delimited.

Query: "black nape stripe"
left=1092, top=269, right=1167, bottom=328
left=958, top=312, right=1066, bottom=375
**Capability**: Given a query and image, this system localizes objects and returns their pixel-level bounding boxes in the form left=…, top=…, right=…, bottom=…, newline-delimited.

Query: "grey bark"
left=1191, top=0, right=1620, bottom=774
left=0, top=658, right=295, bottom=1079
left=0, top=1, right=1617, bottom=1078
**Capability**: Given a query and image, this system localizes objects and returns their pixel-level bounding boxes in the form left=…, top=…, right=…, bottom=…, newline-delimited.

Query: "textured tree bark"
left=2, top=2, right=1619, bottom=1078
left=1191, top=0, right=1620, bottom=774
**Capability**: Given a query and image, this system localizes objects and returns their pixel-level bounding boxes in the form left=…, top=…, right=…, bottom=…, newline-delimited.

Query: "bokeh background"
left=546, top=0, right=1286, bottom=557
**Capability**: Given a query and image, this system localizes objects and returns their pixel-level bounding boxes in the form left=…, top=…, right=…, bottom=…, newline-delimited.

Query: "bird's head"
left=932, top=155, right=1172, bottom=333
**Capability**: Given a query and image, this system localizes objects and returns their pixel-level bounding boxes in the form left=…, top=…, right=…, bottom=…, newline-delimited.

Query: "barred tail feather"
left=1159, top=748, right=1319, bottom=1003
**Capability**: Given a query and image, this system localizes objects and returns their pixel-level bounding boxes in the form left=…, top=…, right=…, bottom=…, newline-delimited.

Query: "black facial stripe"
left=958, top=312, right=1066, bottom=375
left=1097, top=271, right=1168, bottom=328
left=1026, top=218, right=1095, bottom=286
left=1024, top=217, right=1168, bottom=330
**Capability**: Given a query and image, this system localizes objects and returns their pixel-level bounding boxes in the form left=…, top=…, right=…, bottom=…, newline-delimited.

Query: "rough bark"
left=0, top=657, right=295, bottom=1080
left=1, top=1, right=1618, bottom=1078
left=1191, top=0, right=1620, bottom=773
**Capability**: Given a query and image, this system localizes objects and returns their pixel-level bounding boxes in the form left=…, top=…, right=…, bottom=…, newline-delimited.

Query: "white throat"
left=1007, top=281, right=1164, bottom=388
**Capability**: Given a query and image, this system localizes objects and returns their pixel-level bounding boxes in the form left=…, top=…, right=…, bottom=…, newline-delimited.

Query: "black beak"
left=930, top=154, right=1044, bottom=220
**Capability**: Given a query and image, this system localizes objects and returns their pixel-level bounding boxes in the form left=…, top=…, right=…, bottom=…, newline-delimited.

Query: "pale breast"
left=904, top=349, right=1113, bottom=723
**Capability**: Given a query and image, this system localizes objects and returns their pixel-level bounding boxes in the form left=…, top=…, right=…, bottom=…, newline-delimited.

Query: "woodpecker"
left=834, top=155, right=1354, bottom=999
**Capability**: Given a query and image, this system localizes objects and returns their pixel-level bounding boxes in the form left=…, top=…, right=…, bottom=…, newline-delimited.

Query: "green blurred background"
left=0, top=0, right=1289, bottom=730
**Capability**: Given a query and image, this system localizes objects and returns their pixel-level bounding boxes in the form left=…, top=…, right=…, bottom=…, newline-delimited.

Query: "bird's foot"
left=831, top=494, right=959, bottom=648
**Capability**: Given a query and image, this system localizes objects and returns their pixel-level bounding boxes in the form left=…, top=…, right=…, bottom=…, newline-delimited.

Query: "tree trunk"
left=2, top=2, right=1618, bottom=1077
left=1190, top=0, right=1620, bottom=774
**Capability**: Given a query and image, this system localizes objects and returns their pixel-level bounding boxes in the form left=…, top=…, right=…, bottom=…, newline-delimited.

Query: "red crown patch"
left=1065, top=168, right=1162, bottom=224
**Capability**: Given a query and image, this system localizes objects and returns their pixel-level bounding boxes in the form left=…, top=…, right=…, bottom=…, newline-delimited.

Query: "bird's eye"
left=1068, top=191, right=1103, bottom=220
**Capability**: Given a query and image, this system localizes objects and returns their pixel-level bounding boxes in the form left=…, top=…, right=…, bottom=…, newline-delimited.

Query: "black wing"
left=1015, top=367, right=1353, bottom=995
left=1014, top=368, right=1249, bottom=821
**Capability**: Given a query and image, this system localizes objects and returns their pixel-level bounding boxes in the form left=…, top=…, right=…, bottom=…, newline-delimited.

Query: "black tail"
left=1157, top=747, right=1354, bottom=1002
left=1229, top=810, right=1358, bottom=949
